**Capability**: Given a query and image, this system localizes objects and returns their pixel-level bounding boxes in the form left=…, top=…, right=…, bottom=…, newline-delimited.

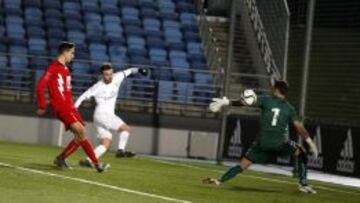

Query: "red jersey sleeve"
left=36, top=67, right=54, bottom=110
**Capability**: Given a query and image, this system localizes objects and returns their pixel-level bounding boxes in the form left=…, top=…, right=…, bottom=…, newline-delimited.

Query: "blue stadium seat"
left=105, top=32, right=125, bottom=45
left=84, top=12, right=102, bottom=24
left=44, top=9, right=62, bottom=20
left=86, top=22, right=104, bottom=42
left=72, top=62, right=91, bottom=74
left=120, top=0, right=138, bottom=7
left=43, top=0, right=61, bottom=10
left=139, top=0, right=157, bottom=10
left=184, top=31, right=201, bottom=42
left=5, top=15, right=23, bottom=25
left=152, top=66, right=172, bottom=80
left=109, top=45, right=127, bottom=60
left=104, top=15, right=122, bottom=24
left=23, top=0, right=42, bottom=8
left=177, top=2, right=195, bottom=13
left=143, top=18, right=161, bottom=37
left=67, top=31, right=86, bottom=45
left=173, top=82, right=193, bottom=103
left=65, top=19, right=85, bottom=31
left=29, top=57, right=49, bottom=70
left=81, top=0, right=100, bottom=13
left=158, top=81, right=174, bottom=101
left=194, top=73, right=212, bottom=84
left=27, top=26, right=46, bottom=38
left=100, top=0, right=120, bottom=14
left=147, top=37, right=166, bottom=49
left=127, top=36, right=147, bottom=56
left=0, top=56, right=8, bottom=68
left=169, top=50, right=187, bottom=60
left=140, top=8, right=158, bottom=18
left=46, top=18, right=64, bottom=29
left=47, top=28, right=66, bottom=39
left=28, top=38, right=47, bottom=55
left=122, top=7, right=141, bottom=26
left=9, top=45, right=27, bottom=55
left=129, top=56, right=150, bottom=65
left=173, top=69, right=192, bottom=82
left=10, top=56, right=29, bottom=70
left=149, top=48, right=167, bottom=61
left=63, top=2, right=82, bottom=20
left=3, top=0, right=22, bottom=15
left=124, top=25, right=144, bottom=37
left=25, top=8, right=44, bottom=26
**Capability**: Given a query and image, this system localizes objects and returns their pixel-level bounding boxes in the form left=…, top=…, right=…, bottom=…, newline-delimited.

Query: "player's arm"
left=114, top=67, right=148, bottom=79
left=293, top=120, right=318, bottom=158
left=209, top=89, right=259, bottom=112
left=74, top=82, right=99, bottom=108
left=36, top=69, right=53, bottom=116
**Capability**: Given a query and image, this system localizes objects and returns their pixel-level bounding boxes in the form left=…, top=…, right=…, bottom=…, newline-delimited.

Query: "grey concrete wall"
left=0, top=114, right=219, bottom=159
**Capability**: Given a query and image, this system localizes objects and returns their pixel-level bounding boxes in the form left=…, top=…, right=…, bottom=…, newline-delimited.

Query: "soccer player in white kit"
left=75, top=63, right=147, bottom=167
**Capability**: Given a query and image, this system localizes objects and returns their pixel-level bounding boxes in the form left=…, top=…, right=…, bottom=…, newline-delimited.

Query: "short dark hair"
left=274, top=80, right=289, bottom=95
left=100, top=63, right=113, bottom=73
left=58, top=41, right=75, bottom=54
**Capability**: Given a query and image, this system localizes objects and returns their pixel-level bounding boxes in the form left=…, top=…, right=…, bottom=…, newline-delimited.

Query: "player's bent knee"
left=118, top=124, right=130, bottom=133
left=70, top=122, right=87, bottom=140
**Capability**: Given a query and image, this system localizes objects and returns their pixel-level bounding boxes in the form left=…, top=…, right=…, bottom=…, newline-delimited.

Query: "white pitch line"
left=144, top=157, right=360, bottom=196
left=0, top=162, right=192, bottom=203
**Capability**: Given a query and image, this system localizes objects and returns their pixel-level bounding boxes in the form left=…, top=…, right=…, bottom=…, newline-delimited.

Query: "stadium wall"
left=0, top=113, right=219, bottom=160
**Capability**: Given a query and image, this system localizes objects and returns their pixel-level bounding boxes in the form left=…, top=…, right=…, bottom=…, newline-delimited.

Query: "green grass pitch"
left=0, top=141, right=359, bottom=203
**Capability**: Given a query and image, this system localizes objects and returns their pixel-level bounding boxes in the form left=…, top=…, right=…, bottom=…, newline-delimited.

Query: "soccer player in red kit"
left=36, top=42, right=107, bottom=172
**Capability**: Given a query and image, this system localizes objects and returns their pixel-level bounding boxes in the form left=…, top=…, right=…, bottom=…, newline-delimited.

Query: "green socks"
left=220, top=165, right=243, bottom=183
left=297, top=154, right=308, bottom=185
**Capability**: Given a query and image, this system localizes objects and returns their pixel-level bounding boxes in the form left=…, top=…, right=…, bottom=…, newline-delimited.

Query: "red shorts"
left=54, top=108, right=85, bottom=130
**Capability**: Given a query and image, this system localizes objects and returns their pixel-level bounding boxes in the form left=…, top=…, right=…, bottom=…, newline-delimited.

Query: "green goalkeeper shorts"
left=244, top=141, right=299, bottom=163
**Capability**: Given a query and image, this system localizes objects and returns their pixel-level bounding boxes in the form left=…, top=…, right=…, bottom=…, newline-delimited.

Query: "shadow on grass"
left=229, top=185, right=280, bottom=193
left=22, top=162, right=61, bottom=171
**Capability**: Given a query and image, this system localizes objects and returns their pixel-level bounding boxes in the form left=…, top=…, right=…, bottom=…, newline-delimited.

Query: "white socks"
left=87, top=145, right=107, bottom=163
left=118, top=131, right=130, bottom=151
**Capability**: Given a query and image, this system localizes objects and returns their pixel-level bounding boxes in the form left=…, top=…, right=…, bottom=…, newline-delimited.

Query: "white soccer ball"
left=241, top=89, right=257, bottom=106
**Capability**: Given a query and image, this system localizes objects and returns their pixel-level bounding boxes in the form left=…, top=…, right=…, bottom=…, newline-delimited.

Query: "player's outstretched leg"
left=54, top=139, right=80, bottom=169
left=295, top=148, right=317, bottom=194
left=116, top=124, right=135, bottom=158
left=203, top=157, right=252, bottom=185
left=79, top=138, right=111, bottom=168
left=71, top=122, right=108, bottom=173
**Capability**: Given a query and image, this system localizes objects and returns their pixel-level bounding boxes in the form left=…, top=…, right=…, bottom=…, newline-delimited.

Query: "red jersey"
left=36, top=60, right=74, bottom=112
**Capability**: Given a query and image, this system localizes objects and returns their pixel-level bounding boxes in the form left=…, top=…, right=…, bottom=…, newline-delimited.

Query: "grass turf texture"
left=0, top=141, right=359, bottom=203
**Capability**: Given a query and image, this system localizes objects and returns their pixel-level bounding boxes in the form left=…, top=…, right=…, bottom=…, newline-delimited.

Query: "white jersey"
left=75, top=68, right=137, bottom=115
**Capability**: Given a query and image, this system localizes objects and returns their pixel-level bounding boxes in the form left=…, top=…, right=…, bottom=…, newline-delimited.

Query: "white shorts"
left=93, top=113, right=125, bottom=140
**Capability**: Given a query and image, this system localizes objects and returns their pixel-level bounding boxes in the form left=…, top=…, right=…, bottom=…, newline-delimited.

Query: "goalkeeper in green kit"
left=203, top=80, right=318, bottom=194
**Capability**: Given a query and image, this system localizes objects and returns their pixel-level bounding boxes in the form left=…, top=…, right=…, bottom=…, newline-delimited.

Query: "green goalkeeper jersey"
left=255, top=95, right=300, bottom=148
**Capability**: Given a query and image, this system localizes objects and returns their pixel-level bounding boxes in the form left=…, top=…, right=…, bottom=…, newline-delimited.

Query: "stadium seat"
left=3, top=0, right=22, bottom=15
left=28, top=38, right=47, bottom=55
left=158, top=80, right=174, bottom=101
left=81, top=0, right=100, bottom=13
left=25, top=8, right=44, bottom=26
left=72, top=62, right=91, bottom=74
left=100, top=0, right=120, bottom=14
left=27, top=26, right=46, bottom=38
left=124, top=25, right=144, bottom=37
left=127, top=36, right=147, bottom=56
left=43, top=0, right=61, bottom=10
left=147, top=37, right=167, bottom=49
left=23, top=0, right=42, bottom=8
left=10, top=56, right=29, bottom=70
left=67, top=31, right=86, bottom=45
left=140, top=8, right=158, bottom=18
left=65, top=19, right=85, bottom=31
left=63, top=2, right=82, bottom=20
left=29, top=57, right=49, bottom=70
left=47, top=28, right=66, bottom=40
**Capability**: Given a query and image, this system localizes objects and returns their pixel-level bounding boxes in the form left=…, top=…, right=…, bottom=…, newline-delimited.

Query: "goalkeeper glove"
left=305, top=137, right=319, bottom=159
left=209, top=97, right=230, bottom=112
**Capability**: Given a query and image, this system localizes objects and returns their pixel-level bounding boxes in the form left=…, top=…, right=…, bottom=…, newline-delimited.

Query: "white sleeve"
left=74, top=82, right=100, bottom=108
left=113, top=68, right=139, bottom=82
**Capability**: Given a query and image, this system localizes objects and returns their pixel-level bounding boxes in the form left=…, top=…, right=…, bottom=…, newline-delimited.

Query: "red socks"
left=79, top=138, right=99, bottom=165
left=59, top=139, right=80, bottom=159
left=58, top=138, right=99, bottom=165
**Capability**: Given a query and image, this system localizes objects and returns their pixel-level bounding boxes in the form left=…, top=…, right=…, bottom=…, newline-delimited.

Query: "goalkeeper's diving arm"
left=293, top=120, right=319, bottom=158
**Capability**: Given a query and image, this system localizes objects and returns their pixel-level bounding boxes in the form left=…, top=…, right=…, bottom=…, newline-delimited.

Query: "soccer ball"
left=240, top=89, right=257, bottom=106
